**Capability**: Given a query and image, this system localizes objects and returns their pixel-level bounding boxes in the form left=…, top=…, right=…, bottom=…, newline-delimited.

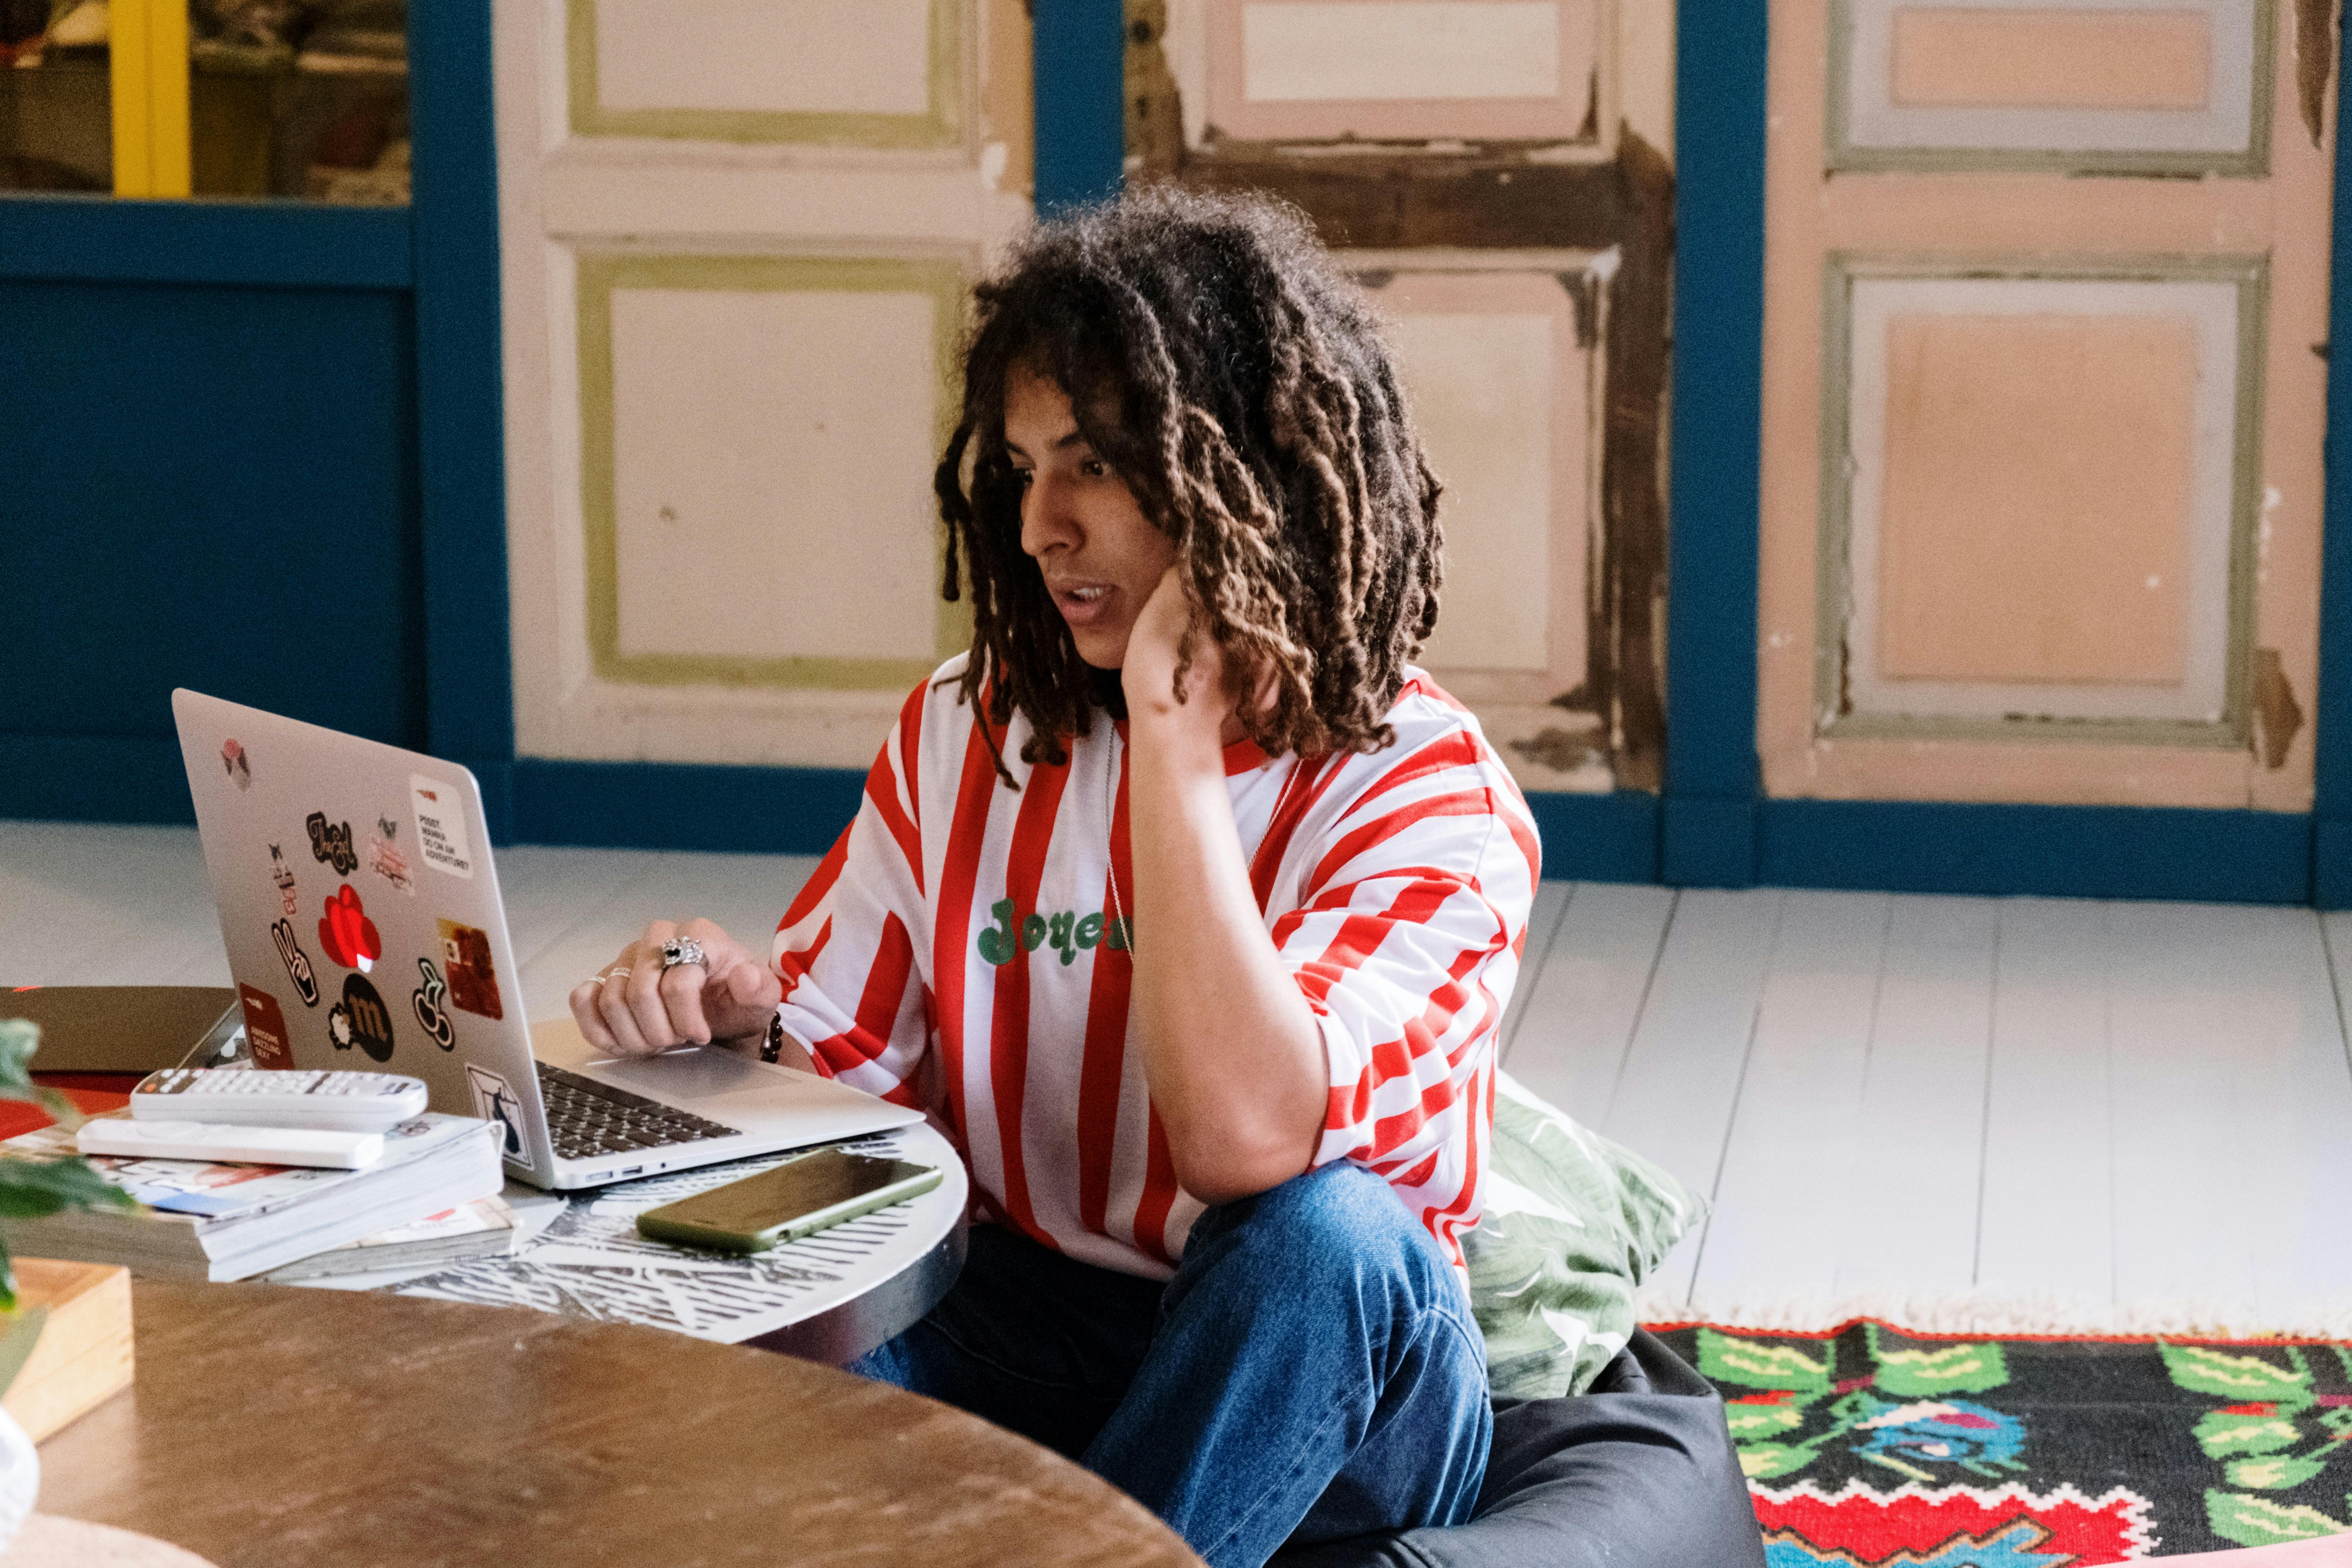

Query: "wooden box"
left=3, top=1259, right=133, bottom=1442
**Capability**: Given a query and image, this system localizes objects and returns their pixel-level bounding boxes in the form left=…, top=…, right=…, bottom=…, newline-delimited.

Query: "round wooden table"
left=33, top=1281, right=1201, bottom=1568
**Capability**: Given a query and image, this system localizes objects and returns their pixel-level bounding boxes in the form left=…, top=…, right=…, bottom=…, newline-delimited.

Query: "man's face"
left=1003, top=364, right=1177, bottom=670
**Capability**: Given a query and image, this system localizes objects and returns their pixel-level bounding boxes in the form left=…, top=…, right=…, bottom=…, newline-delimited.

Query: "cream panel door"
left=1364, top=260, right=1610, bottom=790
left=1757, top=0, right=2332, bottom=808
left=497, top=0, right=1031, bottom=769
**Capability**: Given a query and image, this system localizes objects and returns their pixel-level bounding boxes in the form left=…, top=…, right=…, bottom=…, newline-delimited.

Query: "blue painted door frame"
left=10, top=0, right=2352, bottom=904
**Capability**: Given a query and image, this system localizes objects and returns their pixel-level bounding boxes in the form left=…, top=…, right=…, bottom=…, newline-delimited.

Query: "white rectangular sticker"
left=409, top=775, right=476, bottom=880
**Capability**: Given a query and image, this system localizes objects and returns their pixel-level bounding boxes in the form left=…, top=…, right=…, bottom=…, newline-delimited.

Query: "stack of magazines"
left=0, top=1112, right=507, bottom=1282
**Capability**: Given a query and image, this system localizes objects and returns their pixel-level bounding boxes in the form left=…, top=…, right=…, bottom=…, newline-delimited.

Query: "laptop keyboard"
left=535, top=1062, right=740, bottom=1162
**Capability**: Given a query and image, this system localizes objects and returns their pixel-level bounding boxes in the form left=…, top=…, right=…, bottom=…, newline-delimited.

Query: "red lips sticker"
left=318, top=885, right=383, bottom=974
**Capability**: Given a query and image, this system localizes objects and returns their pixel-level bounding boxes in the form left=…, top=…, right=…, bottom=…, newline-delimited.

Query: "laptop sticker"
left=366, top=815, right=415, bottom=895
left=410, top=957, right=457, bottom=1051
left=269, top=918, right=321, bottom=1007
left=306, top=812, right=358, bottom=877
left=328, top=973, right=397, bottom=1063
left=409, top=775, right=475, bottom=880
left=465, top=1063, right=525, bottom=1157
left=437, top=920, right=504, bottom=1020
left=237, top=983, right=293, bottom=1069
left=267, top=843, right=298, bottom=916
left=318, top=885, right=383, bottom=974
left=221, top=739, right=251, bottom=791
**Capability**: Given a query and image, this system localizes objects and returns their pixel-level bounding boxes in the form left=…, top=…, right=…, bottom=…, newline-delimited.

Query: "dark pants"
left=849, top=1162, right=1494, bottom=1568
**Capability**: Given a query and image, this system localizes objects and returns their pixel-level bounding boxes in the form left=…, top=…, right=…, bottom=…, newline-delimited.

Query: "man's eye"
left=1011, top=468, right=1034, bottom=488
left=1079, top=459, right=1107, bottom=478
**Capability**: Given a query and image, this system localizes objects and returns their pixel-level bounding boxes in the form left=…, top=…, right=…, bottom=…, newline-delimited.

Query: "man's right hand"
left=567, top=918, right=782, bottom=1057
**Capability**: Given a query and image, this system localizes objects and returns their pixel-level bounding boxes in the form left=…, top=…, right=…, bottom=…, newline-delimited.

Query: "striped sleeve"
left=1272, top=715, right=1540, bottom=1266
left=770, top=682, right=933, bottom=1110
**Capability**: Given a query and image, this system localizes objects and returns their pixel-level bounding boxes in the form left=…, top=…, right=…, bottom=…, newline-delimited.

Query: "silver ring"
left=661, top=937, right=707, bottom=970
left=597, top=967, right=633, bottom=985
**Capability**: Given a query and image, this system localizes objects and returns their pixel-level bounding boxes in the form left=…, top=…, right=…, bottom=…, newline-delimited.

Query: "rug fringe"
left=1634, top=1285, right=2352, bottom=1340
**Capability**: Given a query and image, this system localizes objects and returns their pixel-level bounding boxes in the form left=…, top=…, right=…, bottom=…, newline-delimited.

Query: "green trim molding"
left=565, top=0, right=963, bottom=148
left=1824, top=0, right=2272, bottom=178
left=1812, top=252, right=2268, bottom=752
left=574, top=251, right=972, bottom=694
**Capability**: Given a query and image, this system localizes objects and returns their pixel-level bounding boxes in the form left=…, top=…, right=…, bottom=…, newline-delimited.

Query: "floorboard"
left=1599, top=888, right=1784, bottom=1296
left=1835, top=894, right=1998, bottom=1296
left=2105, top=903, right=2271, bottom=1306
left=1499, top=882, right=1677, bottom=1124
left=1974, top=898, right=2117, bottom=1305
left=1689, top=889, right=1889, bottom=1304
left=1497, top=879, right=1573, bottom=1061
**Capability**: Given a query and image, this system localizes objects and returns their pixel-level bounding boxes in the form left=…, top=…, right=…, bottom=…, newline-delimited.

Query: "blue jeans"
left=849, top=1162, right=1493, bottom=1568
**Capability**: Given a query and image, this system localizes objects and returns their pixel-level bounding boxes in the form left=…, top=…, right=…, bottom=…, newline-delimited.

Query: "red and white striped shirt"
left=771, top=655, right=1540, bottom=1283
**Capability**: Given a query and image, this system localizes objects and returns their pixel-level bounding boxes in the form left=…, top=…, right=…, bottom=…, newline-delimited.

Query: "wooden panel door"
left=1129, top=0, right=1678, bottom=795
left=1757, top=0, right=2335, bottom=809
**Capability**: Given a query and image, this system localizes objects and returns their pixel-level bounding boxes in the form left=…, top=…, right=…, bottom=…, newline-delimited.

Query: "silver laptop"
left=172, top=689, right=920, bottom=1189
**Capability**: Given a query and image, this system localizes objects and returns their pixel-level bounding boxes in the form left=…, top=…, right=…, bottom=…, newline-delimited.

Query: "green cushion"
left=1463, top=1070, right=1706, bottom=1399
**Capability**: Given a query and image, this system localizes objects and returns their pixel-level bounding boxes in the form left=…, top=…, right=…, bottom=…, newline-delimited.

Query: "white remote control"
left=79, top=1120, right=386, bottom=1170
left=130, top=1068, right=428, bottom=1133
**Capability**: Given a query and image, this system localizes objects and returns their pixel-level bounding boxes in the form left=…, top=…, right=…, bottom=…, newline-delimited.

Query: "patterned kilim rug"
left=1645, top=1317, right=2352, bottom=1564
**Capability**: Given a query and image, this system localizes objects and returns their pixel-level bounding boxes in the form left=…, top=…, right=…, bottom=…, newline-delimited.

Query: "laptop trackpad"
left=583, top=1046, right=772, bottom=1108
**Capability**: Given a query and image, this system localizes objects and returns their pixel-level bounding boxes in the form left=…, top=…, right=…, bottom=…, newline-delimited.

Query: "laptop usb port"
left=618, top=1166, right=643, bottom=1177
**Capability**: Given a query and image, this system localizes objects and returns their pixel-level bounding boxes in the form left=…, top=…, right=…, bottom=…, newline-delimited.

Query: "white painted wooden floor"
left=8, top=820, right=2351, bottom=1319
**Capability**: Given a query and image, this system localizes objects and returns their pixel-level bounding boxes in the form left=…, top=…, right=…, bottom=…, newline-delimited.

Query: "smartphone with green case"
left=636, top=1149, right=943, bottom=1253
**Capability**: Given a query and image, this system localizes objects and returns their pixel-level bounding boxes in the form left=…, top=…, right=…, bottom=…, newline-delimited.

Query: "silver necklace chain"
left=1102, top=726, right=1297, bottom=956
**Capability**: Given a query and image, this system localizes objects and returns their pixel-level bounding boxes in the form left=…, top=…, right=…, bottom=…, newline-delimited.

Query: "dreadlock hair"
left=934, top=185, right=1445, bottom=784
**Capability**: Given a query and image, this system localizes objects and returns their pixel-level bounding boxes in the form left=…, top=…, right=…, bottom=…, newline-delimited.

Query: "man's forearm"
left=1124, top=715, right=1326, bottom=1204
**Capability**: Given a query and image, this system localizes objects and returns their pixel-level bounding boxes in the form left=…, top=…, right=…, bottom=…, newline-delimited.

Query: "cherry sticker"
left=222, top=739, right=251, bottom=791
left=318, top=885, right=383, bottom=974
left=328, top=973, right=396, bottom=1063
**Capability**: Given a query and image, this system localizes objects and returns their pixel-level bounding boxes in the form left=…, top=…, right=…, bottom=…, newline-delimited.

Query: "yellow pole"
left=146, top=0, right=191, bottom=197
left=106, top=0, right=192, bottom=199
left=108, top=0, right=155, bottom=196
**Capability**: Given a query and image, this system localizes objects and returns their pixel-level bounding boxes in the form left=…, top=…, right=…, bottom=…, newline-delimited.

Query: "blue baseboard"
left=1662, top=796, right=1759, bottom=887
left=510, top=759, right=867, bottom=857
left=1523, top=791, right=1660, bottom=884
left=2313, top=818, right=2352, bottom=909
left=1759, top=799, right=2312, bottom=904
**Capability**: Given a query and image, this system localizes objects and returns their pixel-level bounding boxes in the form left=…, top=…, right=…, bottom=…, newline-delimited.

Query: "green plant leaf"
left=2205, top=1490, right=2349, bottom=1546
left=0, top=1154, right=137, bottom=1219
left=1868, top=1326, right=2009, bottom=1396
left=2320, top=1407, right=2352, bottom=1439
left=1698, top=1330, right=1833, bottom=1392
left=1723, top=1399, right=1808, bottom=1441
left=0, top=1021, right=82, bottom=1128
left=2162, top=1344, right=2313, bottom=1403
left=0, top=1306, right=46, bottom=1401
left=2228, top=1454, right=2334, bottom=1491
left=2196, top=1408, right=2307, bottom=1458
left=1735, top=1442, right=1816, bottom=1480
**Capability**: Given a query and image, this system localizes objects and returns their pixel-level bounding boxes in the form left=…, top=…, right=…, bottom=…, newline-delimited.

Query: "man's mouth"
left=1051, top=583, right=1115, bottom=627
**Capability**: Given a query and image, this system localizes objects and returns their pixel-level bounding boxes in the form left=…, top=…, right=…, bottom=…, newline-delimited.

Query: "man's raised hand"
left=566, top=917, right=782, bottom=1057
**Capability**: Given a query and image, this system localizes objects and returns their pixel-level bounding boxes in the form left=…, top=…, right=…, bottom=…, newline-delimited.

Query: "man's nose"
left=1021, top=474, right=1080, bottom=557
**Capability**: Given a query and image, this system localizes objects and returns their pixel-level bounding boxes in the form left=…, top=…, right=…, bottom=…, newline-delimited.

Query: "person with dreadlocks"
left=570, top=187, right=1538, bottom=1566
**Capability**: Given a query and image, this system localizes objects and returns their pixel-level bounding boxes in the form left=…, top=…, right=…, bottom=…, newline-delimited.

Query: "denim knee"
left=1176, top=1161, right=1463, bottom=1331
